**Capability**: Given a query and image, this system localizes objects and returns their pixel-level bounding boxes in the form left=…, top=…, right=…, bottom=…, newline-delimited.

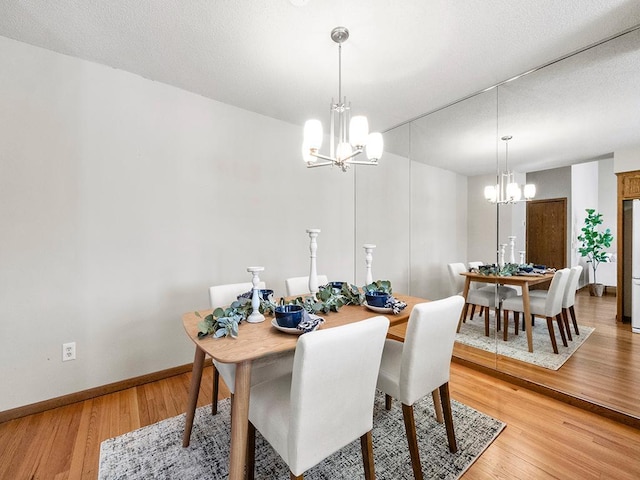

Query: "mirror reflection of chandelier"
left=484, top=135, right=536, bottom=204
left=302, top=27, right=383, bottom=172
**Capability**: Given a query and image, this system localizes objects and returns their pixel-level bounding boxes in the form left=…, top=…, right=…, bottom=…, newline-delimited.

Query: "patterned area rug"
left=456, top=311, right=594, bottom=370
left=99, top=391, right=505, bottom=480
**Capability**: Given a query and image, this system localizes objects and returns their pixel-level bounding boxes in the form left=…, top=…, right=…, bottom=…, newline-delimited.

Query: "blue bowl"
left=238, top=289, right=274, bottom=302
left=365, top=291, right=390, bottom=307
left=275, top=304, right=304, bottom=328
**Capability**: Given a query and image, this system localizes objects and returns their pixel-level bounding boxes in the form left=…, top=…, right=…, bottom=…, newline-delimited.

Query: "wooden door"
left=526, top=198, right=567, bottom=269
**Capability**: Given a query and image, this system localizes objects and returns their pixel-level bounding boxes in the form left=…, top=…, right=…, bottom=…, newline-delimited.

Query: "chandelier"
left=484, top=135, right=536, bottom=204
left=302, top=27, right=383, bottom=172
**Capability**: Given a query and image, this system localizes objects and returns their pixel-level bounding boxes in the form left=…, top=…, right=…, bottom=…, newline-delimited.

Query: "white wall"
left=614, top=146, right=640, bottom=173
left=0, top=36, right=466, bottom=411
left=571, top=161, right=599, bottom=284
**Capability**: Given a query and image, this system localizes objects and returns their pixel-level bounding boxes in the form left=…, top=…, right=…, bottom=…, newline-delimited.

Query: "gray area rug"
left=99, top=391, right=505, bottom=479
left=456, top=310, right=594, bottom=370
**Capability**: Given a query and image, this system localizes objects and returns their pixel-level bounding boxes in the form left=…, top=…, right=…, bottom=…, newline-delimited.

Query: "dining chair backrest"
left=285, top=275, right=329, bottom=297
left=209, top=281, right=266, bottom=309
left=447, top=263, right=467, bottom=296
left=542, top=268, right=570, bottom=317
left=468, top=261, right=483, bottom=270
left=398, top=296, right=465, bottom=406
left=563, top=266, right=583, bottom=308
left=286, top=316, right=389, bottom=475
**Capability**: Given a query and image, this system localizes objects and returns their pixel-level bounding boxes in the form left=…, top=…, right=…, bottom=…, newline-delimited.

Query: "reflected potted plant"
left=577, top=208, right=613, bottom=296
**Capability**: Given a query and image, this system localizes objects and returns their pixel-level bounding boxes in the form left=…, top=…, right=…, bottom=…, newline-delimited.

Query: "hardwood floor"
left=1, top=290, right=638, bottom=479
left=446, top=289, right=640, bottom=422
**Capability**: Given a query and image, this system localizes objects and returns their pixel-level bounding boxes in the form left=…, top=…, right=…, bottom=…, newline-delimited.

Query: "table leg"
left=522, top=282, right=533, bottom=353
left=183, top=346, right=205, bottom=447
left=228, top=360, right=252, bottom=480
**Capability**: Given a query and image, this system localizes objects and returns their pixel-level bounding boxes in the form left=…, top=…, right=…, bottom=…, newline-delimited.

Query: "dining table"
left=181, top=293, right=427, bottom=480
left=459, top=271, right=554, bottom=353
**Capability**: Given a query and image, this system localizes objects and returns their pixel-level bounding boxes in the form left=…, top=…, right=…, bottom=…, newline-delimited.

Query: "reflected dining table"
left=459, top=271, right=554, bottom=353
left=181, top=294, right=426, bottom=480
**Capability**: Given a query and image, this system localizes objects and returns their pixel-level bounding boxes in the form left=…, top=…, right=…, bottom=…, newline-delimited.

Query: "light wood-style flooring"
left=447, top=290, right=640, bottom=421
left=1, top=290, right=639, bottom=479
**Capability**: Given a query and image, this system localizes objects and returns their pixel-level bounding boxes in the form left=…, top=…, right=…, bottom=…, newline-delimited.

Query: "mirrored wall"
left=378, top=26, right=640, bottom=419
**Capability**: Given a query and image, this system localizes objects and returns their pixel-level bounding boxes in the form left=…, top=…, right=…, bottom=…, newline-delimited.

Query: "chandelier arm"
left=306, top=160, right=336, bottom=168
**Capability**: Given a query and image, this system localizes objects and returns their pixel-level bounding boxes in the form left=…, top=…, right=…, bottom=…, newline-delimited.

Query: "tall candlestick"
left=508, top=236, right=516, bottom=264
left=306, top=229, right=321, bottom=295
left=519, top=251, right=526, bottom=264
left=246, top=266, right=265, bottom=323
left=363, top=244, right=376, bottom=285
left=499, top=244, right=507, bottom=268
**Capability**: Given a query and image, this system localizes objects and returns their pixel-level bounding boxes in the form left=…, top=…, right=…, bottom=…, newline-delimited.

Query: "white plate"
left=271, top=316, right=323, bottom=335
left=363, top=301, right=393, bottom=314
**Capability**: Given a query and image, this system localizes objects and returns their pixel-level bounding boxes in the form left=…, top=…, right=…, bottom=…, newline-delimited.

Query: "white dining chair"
left=502, top=268, right=570, bottom=353
left=246, top=316, right=389, bottom=480
left=285, top=275, right=329, bottom=297
left=529, top=265, right=583, bottom=339
left=208, top=282, right=294, bottom=415
left=448, top=262, right=516, bottom=336
left=376, top=296, right=465, bottom=480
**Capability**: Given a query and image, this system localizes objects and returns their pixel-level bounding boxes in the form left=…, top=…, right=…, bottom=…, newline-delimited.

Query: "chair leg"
left=290, top=473, right=303, bottom=480
left=385, top=393, right=393, bottom=410
left=402, top=403, right=423, bottom=480
left=360, top=431, right=375, bottom=480
left=246, top=422, right=256, bottom=480
left=561, top=308, right=573, bottom=341
left=439, top=382, right=458, bottom=453
left=514, top=312, right=519, bottom=335
left=556, top=313, right=568, bottom=347
left=469, top=304, right=477, bottom=320
left=495, top=308, right=501, bottom=331
left=457, top=303, right=470, bottom=332
left=484, top=307, right=490, bottom=337
left=545, top=316, right=559, bottom=354
left=569, top=305, right=580, bottom=335
left=431, top=389, right=443, bottom=423
left=503, top=310, right=509, bottom=341
left=212, top=366, right=220, bottom=415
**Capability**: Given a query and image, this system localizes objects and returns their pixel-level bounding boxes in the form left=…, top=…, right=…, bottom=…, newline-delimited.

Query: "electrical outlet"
left=62, top=342, right=76, bottom=361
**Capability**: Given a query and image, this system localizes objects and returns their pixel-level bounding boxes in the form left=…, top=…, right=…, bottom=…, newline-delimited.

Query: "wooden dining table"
left=181, top=294, right=426, bottom=480
left=459, top=271, right=554, bottom=353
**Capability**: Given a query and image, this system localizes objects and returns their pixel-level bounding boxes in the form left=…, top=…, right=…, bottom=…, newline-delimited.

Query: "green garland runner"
left=196, top=280, right=393, bottom=339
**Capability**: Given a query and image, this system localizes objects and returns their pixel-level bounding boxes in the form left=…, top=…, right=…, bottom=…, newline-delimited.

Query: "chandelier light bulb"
left=349, top=116, right=369, bottom=147
left=304, top=119, right=323, bottom=150
left=524, top=183, right=536, bottom=199
left=366, top=132, right=383, bottom=161
left=484, top=185, right=497, bottom=203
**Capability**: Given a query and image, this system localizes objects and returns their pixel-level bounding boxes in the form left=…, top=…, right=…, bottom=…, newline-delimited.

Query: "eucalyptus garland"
left=195, top=280, right=394, bottom=339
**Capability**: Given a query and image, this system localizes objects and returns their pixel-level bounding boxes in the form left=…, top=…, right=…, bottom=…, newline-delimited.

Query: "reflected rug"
left=456, top=311, right=594, bottom=370
left=99, top=391, right=505, bottom=480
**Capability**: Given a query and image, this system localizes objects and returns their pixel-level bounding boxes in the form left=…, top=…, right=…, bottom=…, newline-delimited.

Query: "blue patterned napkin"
left=384, top=296, right=407, bottom=314
left=297, top=311, right=324, bottom=333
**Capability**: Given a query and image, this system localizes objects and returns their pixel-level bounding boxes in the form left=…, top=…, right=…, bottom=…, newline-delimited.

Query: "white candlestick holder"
left=499, top=244, right=507, bottom=268
left=363, top=244, right=376, bottom=285
left=508, top=236, right=516, bottom=264
left=519, top=251, right=526, bottom=264
left=306, top=229, right=321, bottom=295
left=246, top=266, right=265, bottom=323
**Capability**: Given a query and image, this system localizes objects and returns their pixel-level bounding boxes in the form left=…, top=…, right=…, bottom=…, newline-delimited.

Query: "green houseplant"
left=577, top=208, right=613, bottom=296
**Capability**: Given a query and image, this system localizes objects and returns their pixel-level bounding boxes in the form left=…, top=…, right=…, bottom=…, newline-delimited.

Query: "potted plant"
left=577, top=208, right=614, bottom=296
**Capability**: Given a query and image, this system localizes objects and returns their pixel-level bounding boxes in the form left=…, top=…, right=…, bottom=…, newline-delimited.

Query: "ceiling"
left=1, top=1, right=639, bottom=175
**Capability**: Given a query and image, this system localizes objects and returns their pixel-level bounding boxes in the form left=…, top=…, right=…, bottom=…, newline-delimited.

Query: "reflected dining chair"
left=285, top=275, right=329, bottom=297
left=246, top=316, right=389, bottom=480
left=502, top=268, right=570, bottom=353
left=529, top=265, right=583, bottom=340
left=376, top=296, right=465, bottom=480
left=208, top=282, right=294, bottom=415
left=447, top=262, right=516, bottom=336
